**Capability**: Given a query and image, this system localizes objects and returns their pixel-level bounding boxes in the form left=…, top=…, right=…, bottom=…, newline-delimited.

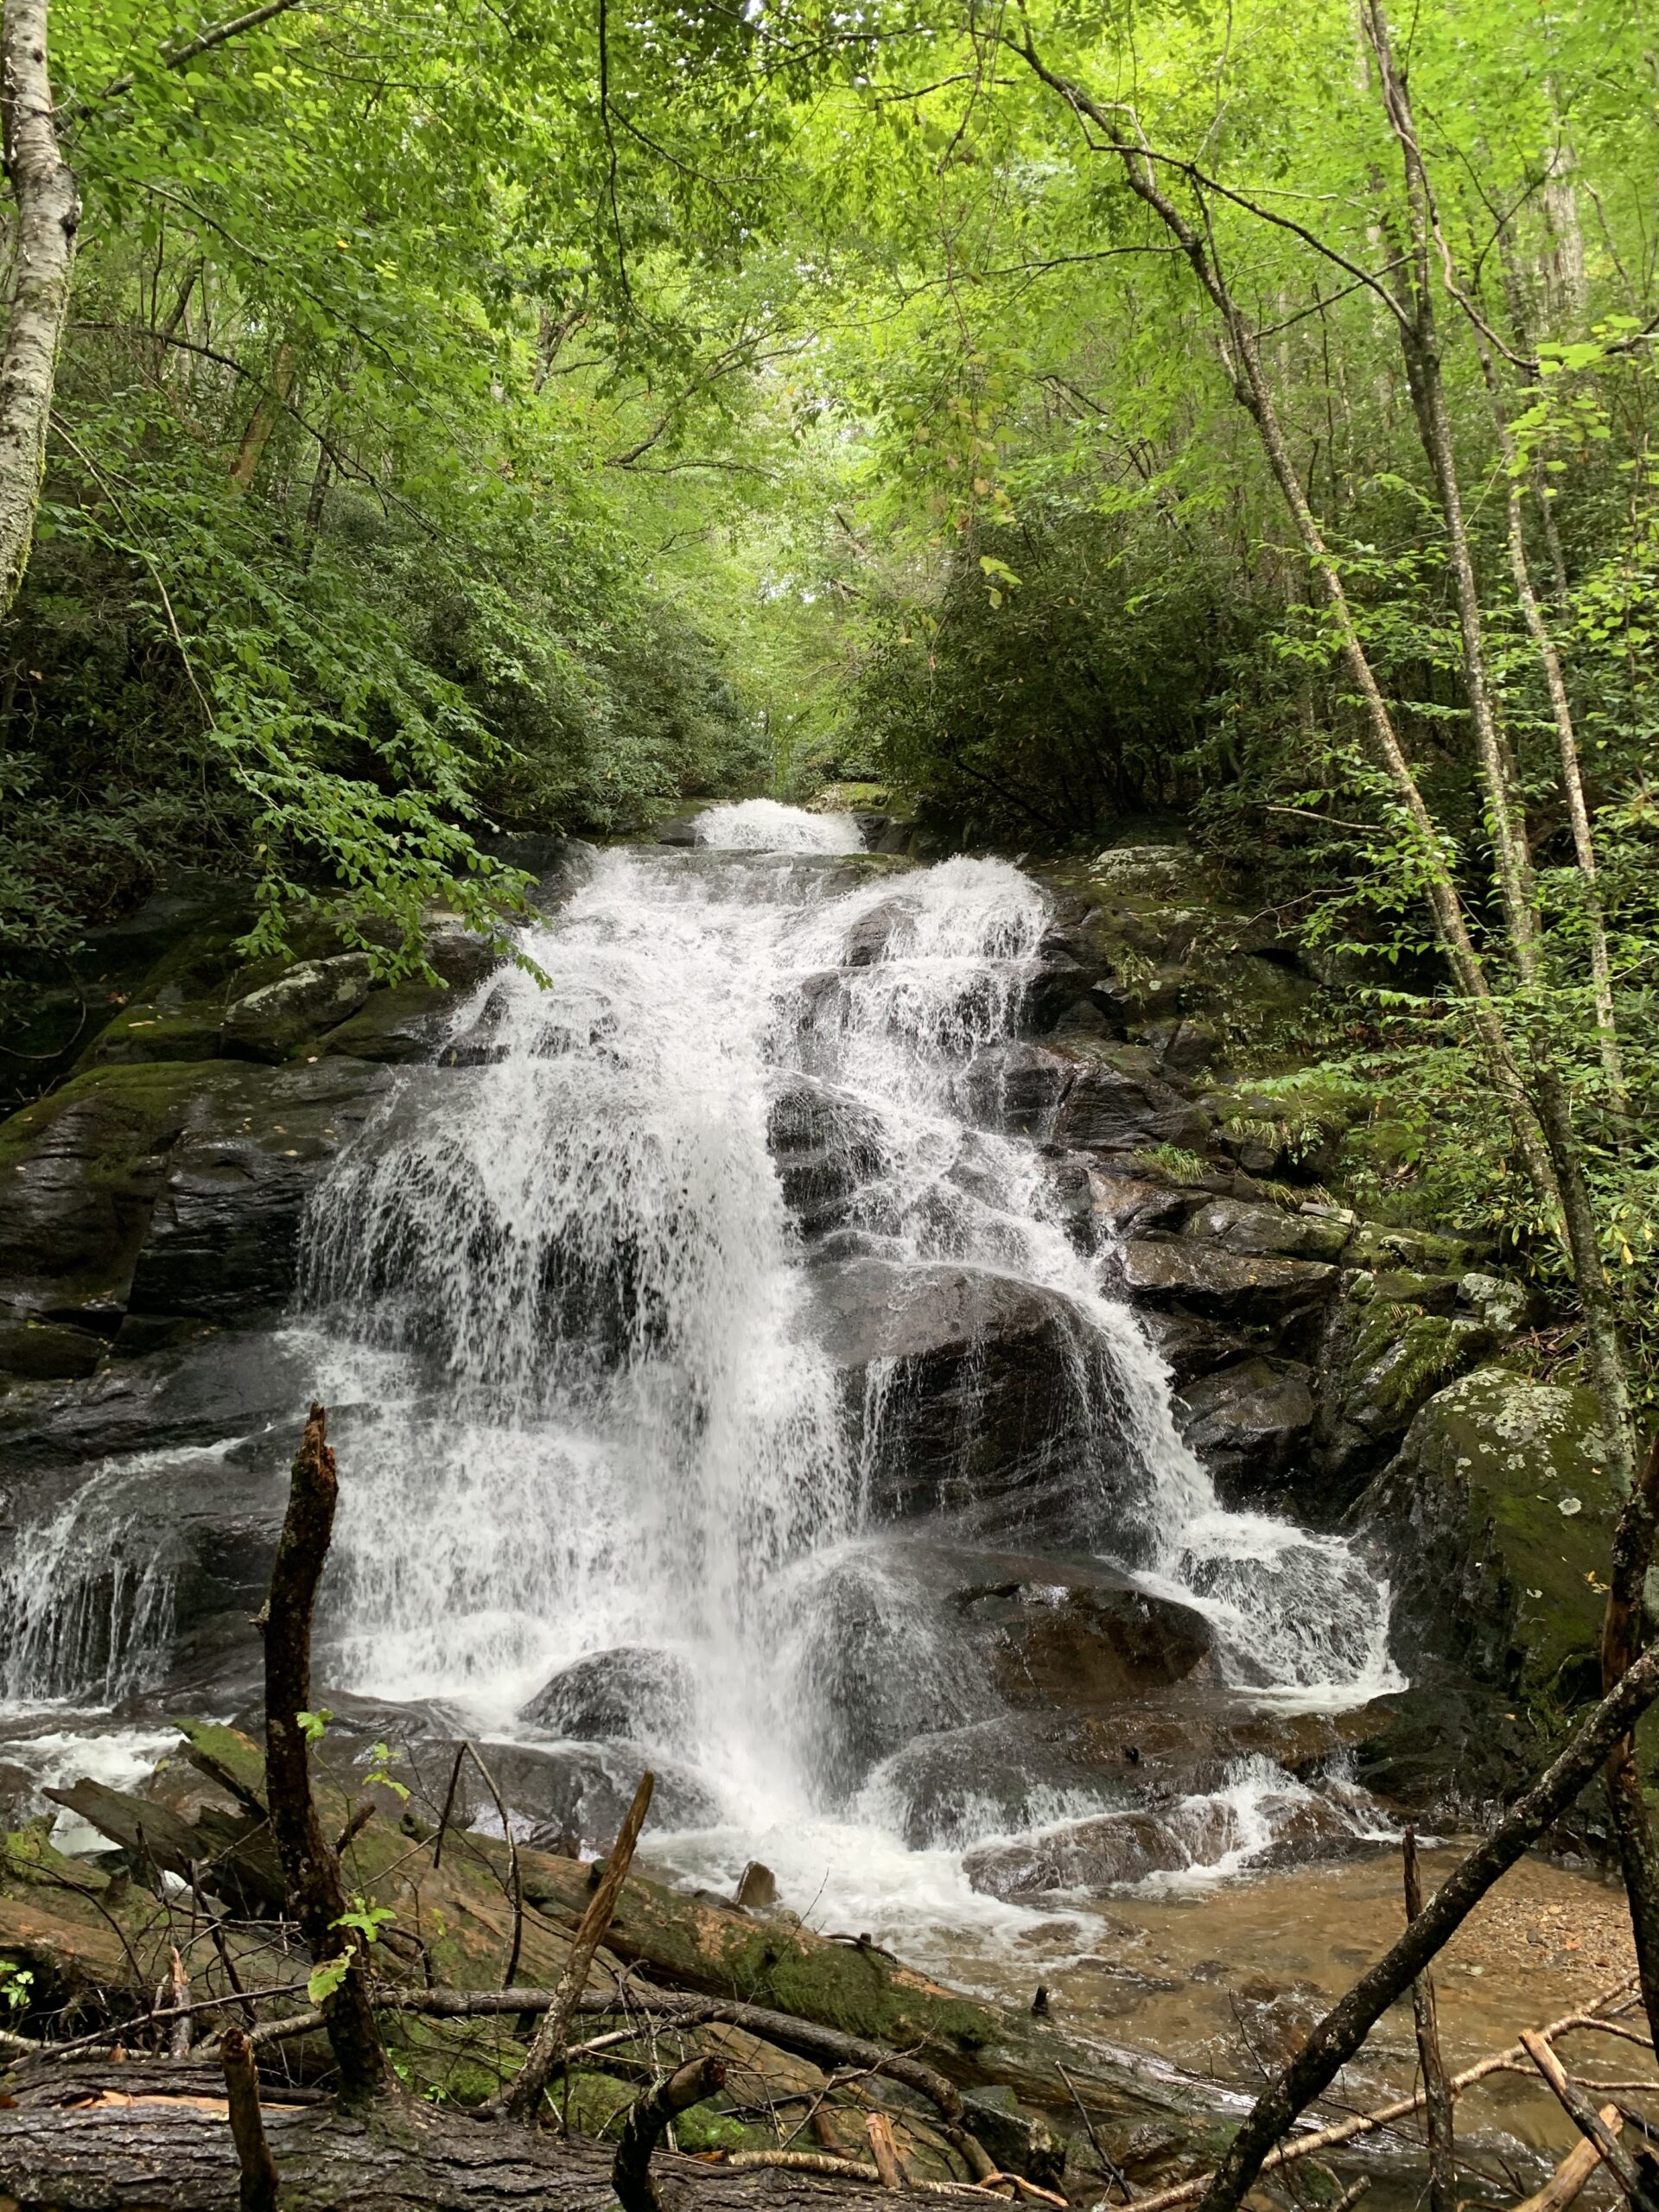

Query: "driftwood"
left=1519, top=2032, right=1659, bottom=2212
left=499, top=1768, right=654, bottom=2123
left=1512, top=2106, right=1624, bottom=2212
left=222, top=2025, right=280, bottom=2212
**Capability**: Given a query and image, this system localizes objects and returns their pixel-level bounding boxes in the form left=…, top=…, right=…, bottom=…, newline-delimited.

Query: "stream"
left=0, top=801, right=1625, bottom=2181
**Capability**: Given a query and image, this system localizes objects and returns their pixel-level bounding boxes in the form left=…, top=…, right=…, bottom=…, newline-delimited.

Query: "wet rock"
left=1177, top=1357, right=1315, bottom=1491
left=124, top=1058, right=392, bottom=1329
left=1116, top=1242, right=1336, bottom=1328
left=0, top=1329, right=315, bottom=1475
left=810, top=1257, right=1133, bottom=1543
left=317, top=983, right=460, bottom=1065
left=1345, top=1682, right=1537, bottom=1817
left=1084, top=1168, right=1196, bottom=1241
left=0, top=1062, right=228, bottom=1359
left=842, top=894, right=926, bottom=968
left=957, top=1564, right=1214, bottom=1709
left=521, top=1645, right=699, bottom=1743
left=1355, top=1366, right=1616, bottom=1700
left=1052, top=1047, right=1210, bottom=1155
left=868, top=1714, right=1137, bottom=1849
left=1180, top=1198, right=1348, bottom=1264
left=1137, top=1310, right=1260, bottom=1387
left=767, top=1077, right=887, bottom=1236
left=962, top=1042, right=1075, bottom=1134
left=963, top=1778, right=1378, bottom=1900
left=220, top=954, right=375, bottom=1062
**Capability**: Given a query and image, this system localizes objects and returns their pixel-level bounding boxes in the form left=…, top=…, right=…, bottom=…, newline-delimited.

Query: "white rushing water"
left=0, top=800, right=1398, bottom=1936
left=289, top=800, right=1398, bottom=1937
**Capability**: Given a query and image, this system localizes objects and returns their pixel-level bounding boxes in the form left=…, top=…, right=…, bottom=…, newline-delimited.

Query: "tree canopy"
left=3, top=0, right=1657, bottom=1404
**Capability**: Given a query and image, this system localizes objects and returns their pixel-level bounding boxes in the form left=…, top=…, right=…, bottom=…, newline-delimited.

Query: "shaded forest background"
left=3, top=0, right=1657, bottom=1409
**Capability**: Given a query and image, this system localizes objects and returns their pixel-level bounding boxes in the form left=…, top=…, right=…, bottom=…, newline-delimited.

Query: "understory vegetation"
left=3, top=0, right=1656, bottom=1400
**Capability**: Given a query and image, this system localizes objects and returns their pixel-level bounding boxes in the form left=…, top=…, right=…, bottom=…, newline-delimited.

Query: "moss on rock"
left=1358, top=1365, right=1616, bottom=1701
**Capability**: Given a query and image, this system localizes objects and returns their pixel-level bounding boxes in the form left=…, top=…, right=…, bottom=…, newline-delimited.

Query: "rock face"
left=0, top=1057, right=393, bottom=1365
left=810, top=1257, right=1137, bottom=1545
left=1354, top=1366, right=1615, bottom=1700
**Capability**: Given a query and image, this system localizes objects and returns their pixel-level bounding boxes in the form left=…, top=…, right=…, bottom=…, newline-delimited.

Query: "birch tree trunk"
left=0, top=0, right=78, bottom=620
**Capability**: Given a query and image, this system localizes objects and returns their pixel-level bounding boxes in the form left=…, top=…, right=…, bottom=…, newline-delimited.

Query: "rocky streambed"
left=0, top=810, right=1624, bottom=2018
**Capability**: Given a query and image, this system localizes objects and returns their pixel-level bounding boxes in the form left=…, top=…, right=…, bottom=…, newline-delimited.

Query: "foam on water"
left=693, top=798, right=866, bottom=854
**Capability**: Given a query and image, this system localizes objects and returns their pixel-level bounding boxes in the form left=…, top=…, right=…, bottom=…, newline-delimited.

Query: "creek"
left=0, top=803, right=1618, bottom=2174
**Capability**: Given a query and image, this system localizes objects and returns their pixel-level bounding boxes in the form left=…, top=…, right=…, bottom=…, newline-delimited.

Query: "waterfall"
left=294, top=802, right=1399, bottom=1914
left=0, top=798, right=1400, bottom=1929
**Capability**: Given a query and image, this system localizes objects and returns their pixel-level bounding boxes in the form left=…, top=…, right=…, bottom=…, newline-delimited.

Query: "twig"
left=1056, top=2057, right=1134, bottom=2202
left=613, top=2056, right=727, bottom=2212
left=498, top=1770, right=654, bottom=2124
left=168, top=1947, right=193, bottom=2060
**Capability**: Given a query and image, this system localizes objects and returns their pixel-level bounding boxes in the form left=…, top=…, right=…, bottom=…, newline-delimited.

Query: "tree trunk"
left=1602, top=1429, right=1659, bottom=2038
left=0, top=0, right=79, bottom=620
left=230, top=339, right=296, bottom=489
left=1007, top=28, right=1560, bottom=1216
left=1473, top=332, right=1627, bottom=1121
left=1359, top=0, right=1636, bottom=1491
left=264, top=1404, right=391, bottom=2107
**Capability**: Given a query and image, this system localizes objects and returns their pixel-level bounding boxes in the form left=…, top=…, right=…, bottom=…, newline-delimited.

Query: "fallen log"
left=0, top=2088, right=959, bottom=2212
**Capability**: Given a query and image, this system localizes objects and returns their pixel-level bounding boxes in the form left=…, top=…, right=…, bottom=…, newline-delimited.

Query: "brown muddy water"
left=913, top=1844, right=1651, bottom=2202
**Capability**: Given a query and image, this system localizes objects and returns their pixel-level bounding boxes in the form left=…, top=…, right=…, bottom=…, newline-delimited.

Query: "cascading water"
left=289, top=801, right=1399, bottom=1932
left=0, top=800, right=1400, bottom=1934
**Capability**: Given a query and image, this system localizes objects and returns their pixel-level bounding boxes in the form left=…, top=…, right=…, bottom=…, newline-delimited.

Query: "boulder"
left=1116, top=1241, right=1336, bottom=1329
left=1085, top=1169, right=1196, bottom=1242
left=1177, top=1357, right=1315, bottom=1491
left=1355, top=1365, right=1617, bottom=1700
left=220, top=953, right=374, bottom=1061
left=1052, top=1048, right=1210, bottom=1155
left=810, top=1258, right=1138, bottom=1544
left=1344, top=1682, right=1540, bottom=1819
left=1180, top=1198, right=1348, bottom=1264
left=0, top=1062, right=236, bottom=1360
left=767, top=1077, right=887, bottom=1236
left=962, top=1042, right=1075, bottom=1134
left=963, top=1782, right=1376, bottom=1901
left=1316, top=1274, right=1500, bottom=1478
left=521, top=1645, right=699, bottom=1744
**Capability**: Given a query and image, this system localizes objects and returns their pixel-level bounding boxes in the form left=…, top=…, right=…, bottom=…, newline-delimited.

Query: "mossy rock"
left=1357, top=1365, right=1616, bottom=1700
left=76, top=1003, right=228, bottom=1070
